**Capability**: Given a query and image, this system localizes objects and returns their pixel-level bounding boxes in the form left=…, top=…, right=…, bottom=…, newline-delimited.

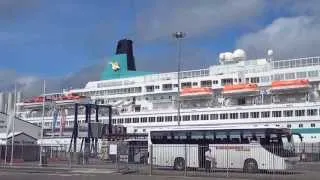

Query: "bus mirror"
left=292, top=133, right=303, bottom=142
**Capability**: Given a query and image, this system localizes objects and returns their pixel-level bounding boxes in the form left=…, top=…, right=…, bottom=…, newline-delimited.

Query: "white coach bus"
left=148, top=125, right=303, bottom=173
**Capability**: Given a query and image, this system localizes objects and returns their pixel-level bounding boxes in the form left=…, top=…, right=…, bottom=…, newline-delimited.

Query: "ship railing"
left=273, top=56, right=320, bottom=69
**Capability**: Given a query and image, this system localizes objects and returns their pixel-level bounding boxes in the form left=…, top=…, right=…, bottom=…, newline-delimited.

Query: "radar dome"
left=267, top=49, right=273, bottom=56
left=232, top=49, right=246, bottom=61
left=224, top=52, right=233, bottom=61
left=219, top=53, right=225, bottom=60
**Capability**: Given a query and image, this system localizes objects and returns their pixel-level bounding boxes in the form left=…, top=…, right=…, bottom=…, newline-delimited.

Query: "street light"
left=173, top=32, right=186, bottom=126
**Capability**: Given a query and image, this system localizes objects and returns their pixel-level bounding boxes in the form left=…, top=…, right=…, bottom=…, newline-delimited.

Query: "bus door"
left=198, top=144, right=208, bottom=168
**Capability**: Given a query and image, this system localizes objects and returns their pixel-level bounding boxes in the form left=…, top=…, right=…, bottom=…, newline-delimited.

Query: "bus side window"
left=215, top=131, right=227, bottom=144
left=172, top=131, right=187, bottom=144
left=204, top=131, right=214, bottom=144
left=190, top=130, right=204, bottom=144
left=229, top=131, right=241, bottom=144
left=241, top=130, right=252, bottom=144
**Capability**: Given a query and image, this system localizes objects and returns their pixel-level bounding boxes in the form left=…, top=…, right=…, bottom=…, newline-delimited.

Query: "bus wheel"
left=243, top=159, right=258, bottom=173
left=174, top=157, right=185, bottom=171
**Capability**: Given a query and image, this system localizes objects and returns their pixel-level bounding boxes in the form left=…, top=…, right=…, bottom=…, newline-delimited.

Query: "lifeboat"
left=222, top=83, right=258, bottom=95
left=271, top=79, right=310, bottom=91
left=24, top=96, right=51, bottom=103
left=56, top=93, right=86, bottom=101
left=180, top=87, right=213, bottom=97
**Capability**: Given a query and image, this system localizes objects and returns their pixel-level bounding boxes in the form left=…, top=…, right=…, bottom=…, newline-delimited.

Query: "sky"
left=1, top=0, right=320, bottom=96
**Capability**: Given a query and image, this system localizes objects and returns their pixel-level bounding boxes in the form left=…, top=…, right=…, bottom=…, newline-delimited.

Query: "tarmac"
left=1, top=162, right=320, bottom=180
left=0, top=166, right=249, bottom=180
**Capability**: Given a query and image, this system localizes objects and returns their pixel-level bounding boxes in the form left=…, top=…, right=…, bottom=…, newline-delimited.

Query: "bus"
left=148, top=125, right=303, bottom=173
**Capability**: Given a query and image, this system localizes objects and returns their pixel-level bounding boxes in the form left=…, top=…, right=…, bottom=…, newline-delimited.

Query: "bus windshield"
left=259, top=130, right=299, bottom=157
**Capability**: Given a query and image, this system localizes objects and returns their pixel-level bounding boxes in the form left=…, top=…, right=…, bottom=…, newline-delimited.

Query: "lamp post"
left=173, top=32, right=186, bottom=126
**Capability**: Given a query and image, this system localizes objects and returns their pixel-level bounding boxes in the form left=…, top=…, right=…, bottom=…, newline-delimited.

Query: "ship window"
left=155, top=86, right=160, bottom=89
left=201, top=114, right=209, bottom=120
left=230, top=113, right=238, bottom=119
left=250, top=112, right=259, bottom=118
left=220, top=113, right=228, bottom=119
left=125, top=118, right=132, bottom=123
left=285, top=73, right=295, bottom=80
left=307, top=109, right=318, bottom=116
left=141, top=117, right=148, bottom=123
left=273, top=74, right=284, bottom=81
left=240, top=112, right=249, bottom=119
left=117, top=118, right=124, bottom=124
left=261, top=111, right=270, bottom=118
left=260, top=76, right=270, bottom=82
left=165, top=116, right=172, bottom=122
left=250, top=77, right=259, bottom=83
left=295, top=110, right=305, bottom=116
left=308, top=70, right=318, bottom=77
left=221, top=79, right=233, bottom=86
left=200, top=80, right=212, bottom=87
left=287, top=124, right=291, bottom=128
left=212, top=80, right=219, bottom=84
left=133, top=118, right=139, bottom=123
left=210, top=114, right=218, bottom=120
left=299, top=124, right=303, bottom=128
left=311, top=123, right=316, bottom=128
left=148, top=117, right=155, bottom=122
left=146, top=86, right=154, bottom=92
left=296, top=72, right=307, bottom=78
left=157, top=116, right=164, bottom=122
left=112, top=119, right=117, bottom=124
left=181, top=82, right=192, bottom=89
left=162, top=84, right=173, bottom=90
left=283, top=110, right=293, bottom=117
left=143, top=129, right=146, bottom=132
left=191, top=115, right=199, bottom=121
left=272, top=111, right=282, bottom=117
left=192, top=82, right=198, bottom=86
left=183, top=115, right=190, bottom=121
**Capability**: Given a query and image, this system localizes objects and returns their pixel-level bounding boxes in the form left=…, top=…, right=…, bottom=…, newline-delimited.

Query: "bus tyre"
left=174, top=157, right=185, bottom=171
left=243, top=159, right=258, bottom=173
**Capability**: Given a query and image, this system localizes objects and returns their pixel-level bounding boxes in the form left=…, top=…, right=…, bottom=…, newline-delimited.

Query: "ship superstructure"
left=15, top=39, right=320, bottom=142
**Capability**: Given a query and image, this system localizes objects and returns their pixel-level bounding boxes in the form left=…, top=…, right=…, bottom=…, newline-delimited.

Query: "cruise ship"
left=14, top=39, right=320, bottom=143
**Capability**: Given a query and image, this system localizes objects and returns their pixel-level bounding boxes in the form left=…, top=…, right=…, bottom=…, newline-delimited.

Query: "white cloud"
left=236, top=16, right=320, bottom=59
left=135, top=0, right=264, bottom=41
left=0, top=62, right=105, bottom=98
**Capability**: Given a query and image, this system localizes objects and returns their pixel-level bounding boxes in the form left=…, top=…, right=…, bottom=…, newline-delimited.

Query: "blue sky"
left=1, top=0, right=320, bottom=95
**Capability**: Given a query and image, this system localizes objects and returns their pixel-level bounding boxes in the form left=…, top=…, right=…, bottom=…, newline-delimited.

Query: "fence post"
left=184, top=144, right=187, bottom=177
left=226, top=144, right=229, bottom=177
left=149, top=144, right=153, bottom=175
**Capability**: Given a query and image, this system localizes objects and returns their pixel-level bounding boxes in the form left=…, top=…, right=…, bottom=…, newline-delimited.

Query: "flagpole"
left=10, top=83, right=17, bottom=165
left=51, top=104, right=56, bottom=158
left=40, top=80, right=46, bottom=166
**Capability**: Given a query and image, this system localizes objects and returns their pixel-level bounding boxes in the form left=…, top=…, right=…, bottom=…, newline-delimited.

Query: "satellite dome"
left=219, top=53, right=225, bottom=60
left=224, top=52, right=233, bottom=61
left=232, top=49, right=246, bottom=61
left=267, top=49, right=273, bottom=56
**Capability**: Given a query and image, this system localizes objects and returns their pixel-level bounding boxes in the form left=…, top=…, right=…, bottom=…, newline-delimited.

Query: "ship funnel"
left=116, top=39, right=136, bottom=71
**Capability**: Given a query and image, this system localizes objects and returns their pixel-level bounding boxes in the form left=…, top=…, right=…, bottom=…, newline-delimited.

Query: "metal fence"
left=1, top=142, right=320, bottom=178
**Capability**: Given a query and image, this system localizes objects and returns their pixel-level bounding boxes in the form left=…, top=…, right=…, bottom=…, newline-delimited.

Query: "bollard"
left=149, top=144, right=153, bottom=176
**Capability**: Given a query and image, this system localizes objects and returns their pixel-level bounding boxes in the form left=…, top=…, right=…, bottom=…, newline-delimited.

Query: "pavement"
left=0, top=170, right=251, bottom=180
left=0, top=161, right=320, bottom=180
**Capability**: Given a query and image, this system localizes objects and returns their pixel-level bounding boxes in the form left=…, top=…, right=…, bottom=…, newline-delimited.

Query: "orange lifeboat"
left=180, top=87, right=213, bottom=97
left=271, top=79, right=310, bottom=91
left=223, top=83, right=258, bottom=95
